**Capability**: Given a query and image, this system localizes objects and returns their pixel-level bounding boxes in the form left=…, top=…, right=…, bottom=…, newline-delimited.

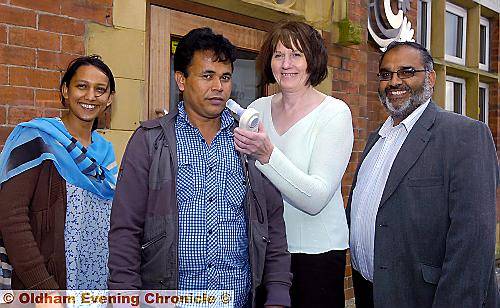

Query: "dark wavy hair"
left=60, top=55, right=116, bottom=106
left=257, top=21, right=328, bottom=87
left=174, top=27, right=237, bottom=76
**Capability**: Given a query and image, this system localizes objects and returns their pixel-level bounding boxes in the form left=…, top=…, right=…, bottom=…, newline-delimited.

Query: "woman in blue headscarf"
left=0, top=55, right=118, bottom=290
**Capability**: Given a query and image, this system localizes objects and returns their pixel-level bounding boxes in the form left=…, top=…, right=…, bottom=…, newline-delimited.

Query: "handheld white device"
left=226, top=99, right=260, bottom=132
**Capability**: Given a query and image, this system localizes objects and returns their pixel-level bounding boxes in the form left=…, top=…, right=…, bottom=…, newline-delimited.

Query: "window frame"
left=479, top=17, right=490, bottom=71
left=417, top=0, right=432, bottom=50
left=479, top=82, right=489, bottom=124
left=445, top=2, right=467, bottom=65
left=445, top=75, right=466, bottom=115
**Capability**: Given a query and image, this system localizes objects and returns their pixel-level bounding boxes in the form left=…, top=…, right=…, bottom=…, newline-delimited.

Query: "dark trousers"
left=352, top=269, right=374, bottom=308
left=289, top=249, right=346, bottom=308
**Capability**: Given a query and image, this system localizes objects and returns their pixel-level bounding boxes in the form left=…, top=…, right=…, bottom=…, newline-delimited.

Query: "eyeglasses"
left=377, top=68, right=428, bottom=81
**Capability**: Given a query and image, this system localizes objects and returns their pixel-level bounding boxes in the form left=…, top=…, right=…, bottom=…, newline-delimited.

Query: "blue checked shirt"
left=175, top=102, right=251, bottom=308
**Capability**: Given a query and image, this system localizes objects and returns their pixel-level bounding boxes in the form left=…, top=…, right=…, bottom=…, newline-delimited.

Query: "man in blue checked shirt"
left=108, top=27, right=292, bottom=308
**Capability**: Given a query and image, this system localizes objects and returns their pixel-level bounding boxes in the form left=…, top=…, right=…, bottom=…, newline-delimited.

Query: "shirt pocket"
left=224, top=163, right=246, bottom=213
left=176, top=163, right=194, bottom=204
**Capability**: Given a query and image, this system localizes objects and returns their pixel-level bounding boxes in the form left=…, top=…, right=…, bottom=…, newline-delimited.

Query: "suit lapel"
left=378, top=102, right=438, bottom=208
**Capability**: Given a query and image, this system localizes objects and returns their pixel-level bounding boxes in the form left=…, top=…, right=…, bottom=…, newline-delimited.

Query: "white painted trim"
left=445, top=2, right=467, bottom=65
left=445, top=75, right=466, bottom=115
left=417, top=0, right=432, bottom=49
left=479, top=82, right=489, bottom=124
left=479, top=17, right=490, bottom=71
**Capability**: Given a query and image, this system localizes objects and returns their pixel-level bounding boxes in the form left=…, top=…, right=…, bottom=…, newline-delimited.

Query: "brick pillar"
left=330, top=0, right=374, bottom=302
left=488, top=17, right=500, bottom=225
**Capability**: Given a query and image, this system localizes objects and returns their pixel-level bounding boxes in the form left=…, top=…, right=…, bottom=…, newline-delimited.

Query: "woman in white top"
left=234, top=21, right=353, bottom=307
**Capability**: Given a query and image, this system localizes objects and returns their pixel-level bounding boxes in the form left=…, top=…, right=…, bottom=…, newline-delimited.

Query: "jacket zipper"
left=243, top=155, right=253, bottom=266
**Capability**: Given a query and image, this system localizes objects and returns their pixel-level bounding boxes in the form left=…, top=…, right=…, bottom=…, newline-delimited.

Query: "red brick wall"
left=488, top=16, right=499, bottom=219
left=0, top=0, right=113, bottom=151
left=330, top=0, right=372, bottom=300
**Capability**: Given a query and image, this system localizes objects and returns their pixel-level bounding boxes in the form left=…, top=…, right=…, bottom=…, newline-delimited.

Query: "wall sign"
left=368, top=0, right=415, bottom=50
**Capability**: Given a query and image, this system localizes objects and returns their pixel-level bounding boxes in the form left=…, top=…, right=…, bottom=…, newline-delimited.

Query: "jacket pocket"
left=420, top=263, right=442, bottom=285
left=141, top=233, right=167, bottom=251
left=407, top=176, right=443, bottom=187
left=141, top=231, right=168, bottom=283
left=250, top=222, right=269, bottom=287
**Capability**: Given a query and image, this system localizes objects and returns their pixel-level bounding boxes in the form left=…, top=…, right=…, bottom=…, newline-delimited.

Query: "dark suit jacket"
left=346, top=101, right=499, bottom=307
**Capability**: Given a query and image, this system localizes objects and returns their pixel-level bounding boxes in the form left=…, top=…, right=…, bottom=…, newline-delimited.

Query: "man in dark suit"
left=347, top=41, right=499, bottom=308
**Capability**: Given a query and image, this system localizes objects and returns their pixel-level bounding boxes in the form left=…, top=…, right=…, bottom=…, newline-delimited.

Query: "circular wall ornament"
left=273, top=0, right=296, bottom=8
left=368, top=0, right=415, bottom=51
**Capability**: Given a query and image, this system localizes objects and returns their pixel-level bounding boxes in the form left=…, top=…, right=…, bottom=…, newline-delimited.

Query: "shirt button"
left=380, top=266, right=388, bottom=270
left=209, top=167, right=213, bottom=172
left=209, top=197, right=214, bottom=202
left=208, top=263, right=213, bottom=268
left=208, top=229, right=213, bottom=235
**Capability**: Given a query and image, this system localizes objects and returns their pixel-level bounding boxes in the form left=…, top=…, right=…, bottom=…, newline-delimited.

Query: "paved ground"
left=345, top=298, right=356, bottom=307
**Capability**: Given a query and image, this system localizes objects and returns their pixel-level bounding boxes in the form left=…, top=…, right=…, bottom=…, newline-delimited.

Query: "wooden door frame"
left=146, top=4, right=268, bottom=119
left=148, top=0, right=275, bottom=31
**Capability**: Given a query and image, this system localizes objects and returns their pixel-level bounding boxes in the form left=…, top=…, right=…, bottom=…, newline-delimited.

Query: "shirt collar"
left=379, top=99, right=430, bottom=137
left=177, top=101, right=234, bottom=131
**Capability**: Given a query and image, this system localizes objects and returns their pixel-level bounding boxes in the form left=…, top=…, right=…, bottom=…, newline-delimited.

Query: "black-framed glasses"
left=377, top=68, right=428, bottom=81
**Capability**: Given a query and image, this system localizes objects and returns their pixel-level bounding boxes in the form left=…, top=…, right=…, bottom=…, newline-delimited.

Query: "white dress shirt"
left=350, top=100, right=429, bottom=281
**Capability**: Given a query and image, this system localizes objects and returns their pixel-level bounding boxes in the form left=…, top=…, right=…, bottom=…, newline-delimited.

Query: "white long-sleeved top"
left=250, top=95, right=353, bottom=253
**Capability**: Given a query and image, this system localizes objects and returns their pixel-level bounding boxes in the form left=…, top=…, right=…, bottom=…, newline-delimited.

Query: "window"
left=445, top=3, right=467, bottom=65
left=417, top=0, right=431, bottom=49
left=445, top=76, right=466, bottom=115
left=479, top=83, right=489, bottom=123
left=479, top=17, right=490, bottom=71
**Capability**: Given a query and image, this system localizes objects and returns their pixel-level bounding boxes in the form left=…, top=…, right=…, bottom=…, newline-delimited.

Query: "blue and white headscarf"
left=0, top=118, right=117, bottom=200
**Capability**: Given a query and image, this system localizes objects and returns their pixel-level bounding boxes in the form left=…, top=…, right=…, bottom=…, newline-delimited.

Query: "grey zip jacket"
left=108, top=108, right=292, bottom=307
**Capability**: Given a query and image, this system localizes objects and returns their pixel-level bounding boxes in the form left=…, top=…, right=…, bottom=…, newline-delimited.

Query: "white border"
left=445, top=2, right=467, bottom=65
left=479, top=82, right=489, bottom=124
left=417, top=0, right=432, bottom=50
left=445, top=75, right=466, bottom=114
left=479, top=17, right=490, bottom=71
